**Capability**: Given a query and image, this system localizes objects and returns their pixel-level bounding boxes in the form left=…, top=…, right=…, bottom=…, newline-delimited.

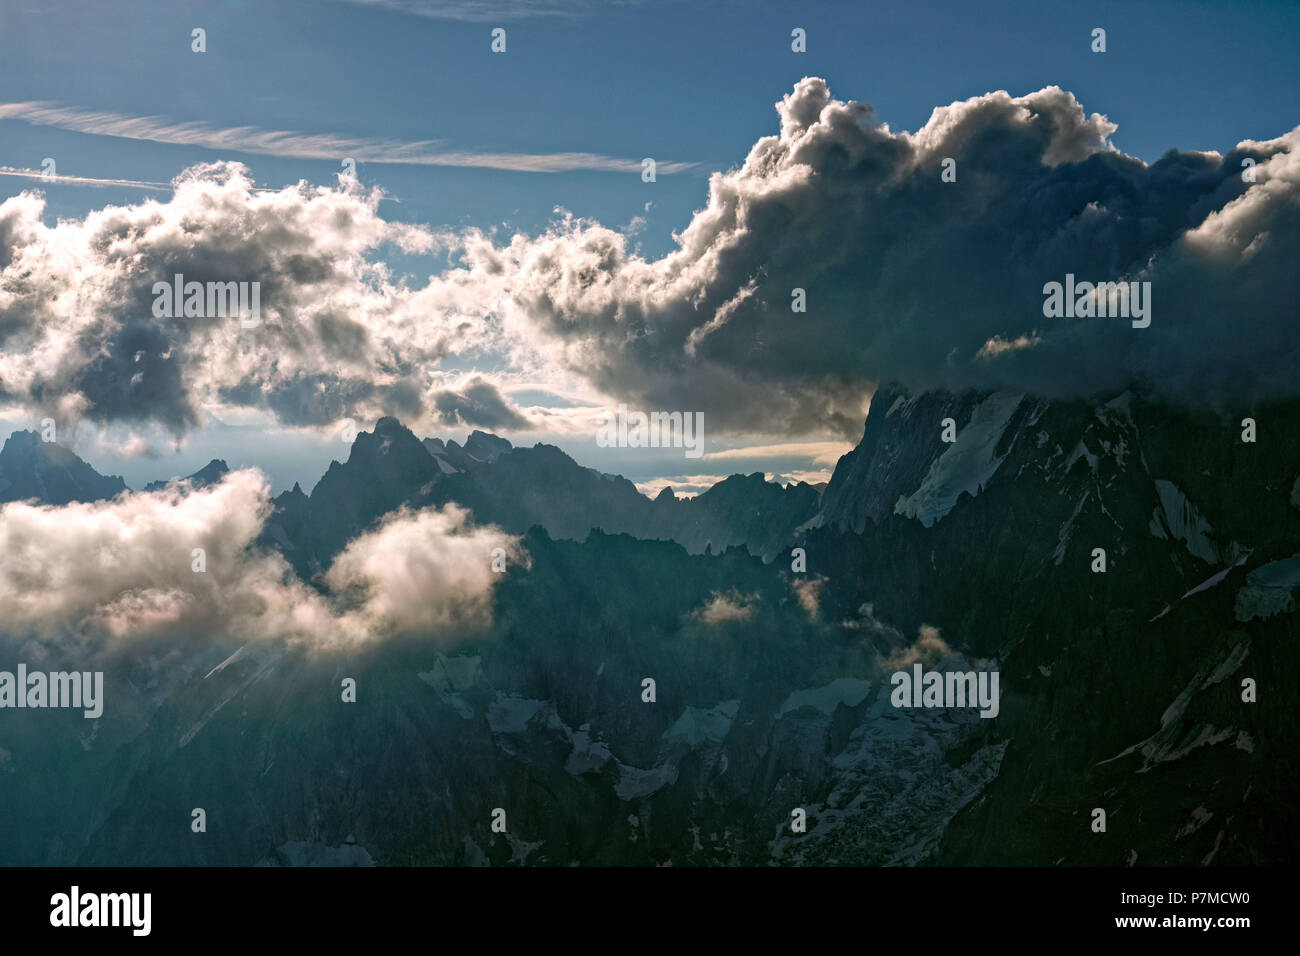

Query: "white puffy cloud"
left=324, top=503, right=527, bottom=637
left=0, top=469, right=522, bottom=652
left=432, top=79, right=1300, bottom=428
left=429, top=375, right=532, bottom=430
left=0, top=161, right=482, bottom=435
left=3, top=79, right=1297, bottom=447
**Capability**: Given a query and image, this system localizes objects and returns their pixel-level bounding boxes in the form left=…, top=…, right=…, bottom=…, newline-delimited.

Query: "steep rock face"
left=6, top=389, right=1298, bottom=867
left=0, top=431, right=127, bottom=505
left=462, top=430, right=513, bottom=462
left=260, top=481, right=312, bottom=569
left=272, top=417, right=445, bottom=577
left=804, top=386, right=1300, bottom=866
left=818, top=387, right=995, bottom=533
left=0, top=636, right=238, bottom=865
left=813, top=383, right=1273, bottom=586
left=891, top=391, right=1025, bottom=527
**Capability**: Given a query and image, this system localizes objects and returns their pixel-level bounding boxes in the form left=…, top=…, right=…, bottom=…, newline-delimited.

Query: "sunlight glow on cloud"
left=0, top=469, right=523, bottom=652
left=2, top=78, right=1297, bottom=461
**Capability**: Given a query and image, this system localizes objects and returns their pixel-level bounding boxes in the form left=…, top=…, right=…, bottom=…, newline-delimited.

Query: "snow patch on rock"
left=779, top=678, right=872, bottom=716
left=1234, top=550, right=1300, bottom=621
left=487, top=694, right=545, bottom=734
left=1149, top=480, right=1219, bottom=564
left=663, top=699, right=740, bottom=747
left=893, top=392, right=1024, bottom=528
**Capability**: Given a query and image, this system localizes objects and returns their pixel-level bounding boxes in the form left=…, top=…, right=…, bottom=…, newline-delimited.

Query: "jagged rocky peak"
left=370, top=415, right=417, bottom=442
left=817, top=383, right=1027, bottom=533
left=3, top=429, right=41, bottom=453
left=143, top=458, right=229, bottom=492
left=462, top=430, right=513, bottom=463
left=2, top=429, right=79, bottom=468
left=422, top=429, right=513, bottom=474
left=346, top=416, right=428, bottom=461
left=699, top=471, right=814, bottom=501
left=308, top=416, right=443, bottom=502
left=0, top=429, right=128, bottom=505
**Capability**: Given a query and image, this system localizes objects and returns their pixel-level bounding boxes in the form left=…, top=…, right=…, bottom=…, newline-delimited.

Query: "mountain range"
left=1, top=385, right=1296, bottom=865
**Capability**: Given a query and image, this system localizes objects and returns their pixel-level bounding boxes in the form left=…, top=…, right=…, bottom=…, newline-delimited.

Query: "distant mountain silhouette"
left=261, top=417, right=821, bottom=577
left=143, top=458, right=229, bottom=493
left=0, top=430, right=126, bottom=505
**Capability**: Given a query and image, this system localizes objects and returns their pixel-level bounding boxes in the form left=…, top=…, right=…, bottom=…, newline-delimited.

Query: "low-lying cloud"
left=884, top=624, right=952, bottom=669
left=0, top=469, right=523, bottom=652
left=688, top=589, right=759, bottom=626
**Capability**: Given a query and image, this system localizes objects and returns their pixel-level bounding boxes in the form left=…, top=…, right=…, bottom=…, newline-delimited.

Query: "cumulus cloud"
left=840, top=602, right=905, bottom=640
left=433, top=78, right=1300, bottom=428
left=0, top=161, right=467, bottom=435
left=842, top=609, right=990, bottom=675
left=0, top=468, right=522, bottom=652
left=4, top=79, right=1297, bottom=446
left=324, top=503, right=527, bottom=636
left=430, top=376, right=531, bottom=430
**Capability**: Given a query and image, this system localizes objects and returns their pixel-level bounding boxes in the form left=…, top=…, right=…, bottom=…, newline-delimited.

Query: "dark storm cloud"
left=430, top=376, right=531, bottom=430
left=449, top=79, right=1300, bottom=432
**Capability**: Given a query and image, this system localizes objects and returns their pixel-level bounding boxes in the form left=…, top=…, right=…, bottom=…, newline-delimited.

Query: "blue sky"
left=1, top=0, right=1297, bottom=493
left=6, top=0, right=1297, bottom=245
